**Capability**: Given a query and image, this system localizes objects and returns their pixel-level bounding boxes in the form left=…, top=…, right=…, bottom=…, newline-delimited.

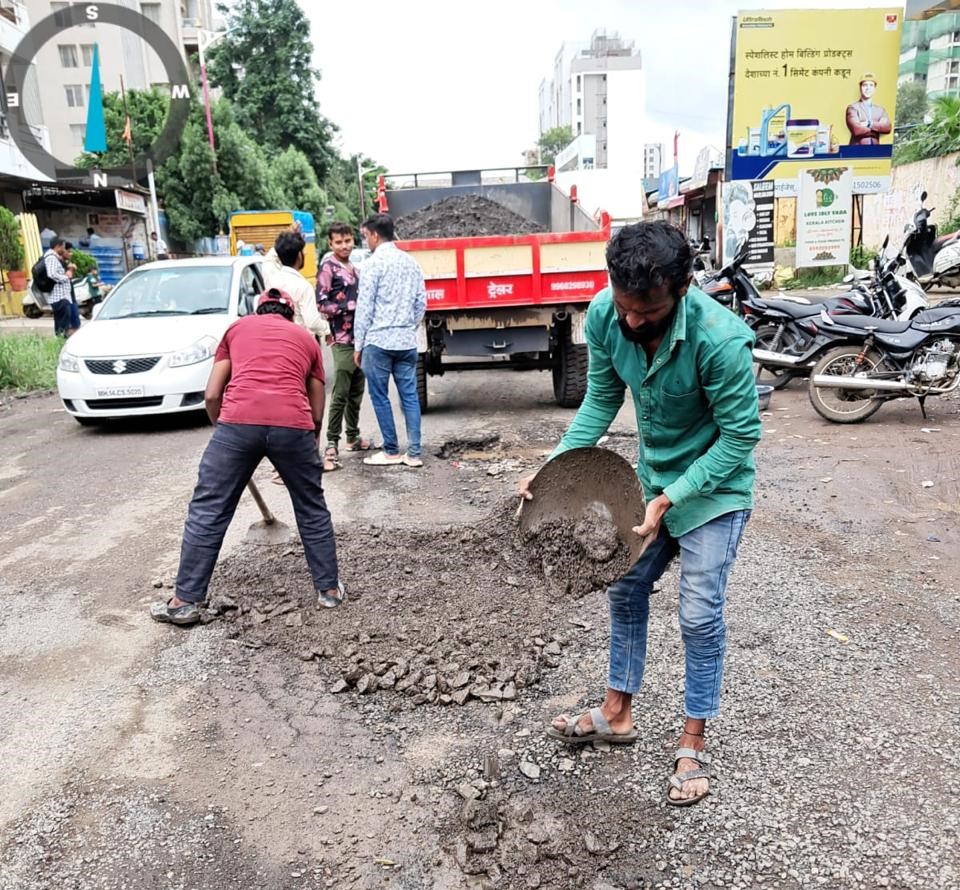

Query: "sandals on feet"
left=666, top=746, right=712, bottom=808
left=317, top=581, right=347, bottom=609
left=150, top=598, right=202, bottom=627
left=323, top=446, right=341, bottom=472
left=546, top=706, right=638, bottom=745
left=343, top=437, right=372, bottom=452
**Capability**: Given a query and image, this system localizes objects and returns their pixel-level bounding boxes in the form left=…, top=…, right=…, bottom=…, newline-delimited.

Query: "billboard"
left=728, top=8, right=902, bottom=195
left=796, top=166, right=853, bottom=266
left=722, top=180, right=775, bottom=273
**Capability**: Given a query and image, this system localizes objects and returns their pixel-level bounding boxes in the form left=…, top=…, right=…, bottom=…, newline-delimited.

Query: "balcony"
left=0, top=0, right=27, bottom=55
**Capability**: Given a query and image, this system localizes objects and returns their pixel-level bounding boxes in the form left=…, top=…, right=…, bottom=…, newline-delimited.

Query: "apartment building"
left=0, top=0, right=53, bottom=204
left=537, top=30, right=645, bottom=170
left=24, top=0, right=212, bottom=166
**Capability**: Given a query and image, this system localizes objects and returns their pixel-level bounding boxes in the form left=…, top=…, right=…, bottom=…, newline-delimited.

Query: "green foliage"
left=70, top=250, right=96, bottom=276
left=893, top=95, right=960, bottom=166
left=896, top=81, right=928, bottom=131
left=782, top=266, right=846, bottom=289
left=157, top=100, right=279, bottom=240
left=537, top=126, right=575, bottom=166
left=74, top=87, right=171, bottom=170
left=849, top=244, right=878, bottom=270
left=0, top=206, right=24, bottom=272
left=268, top=147, right=329, bottom=221
left=0, top=333, right=62, bottom=391
left=208, top=0, right=338, bottom=179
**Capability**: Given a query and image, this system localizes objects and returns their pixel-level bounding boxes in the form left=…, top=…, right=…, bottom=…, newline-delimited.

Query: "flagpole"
left=119, top=75, right=136, bottom=182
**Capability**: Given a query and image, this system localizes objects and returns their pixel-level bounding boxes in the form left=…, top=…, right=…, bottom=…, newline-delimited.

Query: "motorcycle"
left=690, top=236, right=714, bottom=280
left=699, top=239, right=760, bottom=315
left=806, top=300, right=960, bottom=423
left=746, top=235, right=928, bottom=389
left=22, top=274, right=109, bottom=320
left=902, top=189, right=960, bottom=291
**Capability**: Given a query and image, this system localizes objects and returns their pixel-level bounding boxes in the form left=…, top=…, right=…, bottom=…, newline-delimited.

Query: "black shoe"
left=150, top=598, right=202, bottom=626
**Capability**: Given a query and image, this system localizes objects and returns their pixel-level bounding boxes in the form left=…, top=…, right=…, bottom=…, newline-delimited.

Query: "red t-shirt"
left=215, top=314, right=325, bottom=430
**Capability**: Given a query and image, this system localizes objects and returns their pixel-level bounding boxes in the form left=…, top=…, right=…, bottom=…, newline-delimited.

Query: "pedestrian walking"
left=151, top=230, right=169, bottom=260
left=149, top=287, right=344, bottom=628
left=41, top=238, right=77, bottom=337
left=519, top=221, right=761, bottom=807
left=353, top=213, right=427, bottom=468
left=317, top=221, right=371, bottom=472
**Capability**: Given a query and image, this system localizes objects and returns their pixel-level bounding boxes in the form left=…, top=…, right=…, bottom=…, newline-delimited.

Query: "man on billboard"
left=845, top=73, right=892, bottom=146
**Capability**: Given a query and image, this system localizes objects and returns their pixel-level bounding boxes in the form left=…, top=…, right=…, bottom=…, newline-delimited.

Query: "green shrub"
left=0, top=333, right=63, bottom=391
left=70, top=249, right=97, bottom=276
left=0, top=206, right=24, bottom=276
left=782, top=266, right=846, bottom=290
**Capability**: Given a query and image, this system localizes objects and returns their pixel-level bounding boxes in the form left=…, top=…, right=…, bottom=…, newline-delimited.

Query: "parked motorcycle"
left=699, top=239, right=759, bottom=314
left=902, top=189, right=960, bottom=291
left=690, top=236, right=714, bottom=280
left=807, top=300, right=960, bottom=423
left=22, top=274, right=110, bottom=320
left=746, top=236, right=928, bottom=389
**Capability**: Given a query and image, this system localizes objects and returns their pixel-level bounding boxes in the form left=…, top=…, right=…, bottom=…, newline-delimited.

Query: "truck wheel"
left=552, top=327, right=588, bottom=408
left=23, top=303, right=42, bottom=319
left=416, top=352, right=428, bottom=413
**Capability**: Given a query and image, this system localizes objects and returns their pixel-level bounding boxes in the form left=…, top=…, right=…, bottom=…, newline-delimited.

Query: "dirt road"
left=1, top=368, right=958, bottom=890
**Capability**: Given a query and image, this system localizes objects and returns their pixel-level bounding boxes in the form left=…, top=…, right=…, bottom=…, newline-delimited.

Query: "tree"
left=537, top=126, right=575, bottom=166
left=268, top=146, right=329, bottom=221
left=894, top=95, right=960, bottom=166
left=896, top=80, right=928, bottom=131
left=207, top=0, right=338, bottom=179
left=74, top=87, right=171, bottom=170
left=157, top=99, right=280, bottom=241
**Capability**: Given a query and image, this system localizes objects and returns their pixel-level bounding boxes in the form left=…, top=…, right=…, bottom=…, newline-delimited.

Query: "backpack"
left=31, top=254, right=55, bottom=293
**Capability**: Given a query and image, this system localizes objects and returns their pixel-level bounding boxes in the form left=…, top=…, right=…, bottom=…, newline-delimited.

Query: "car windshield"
left=96, top=267, right=234, bottom=320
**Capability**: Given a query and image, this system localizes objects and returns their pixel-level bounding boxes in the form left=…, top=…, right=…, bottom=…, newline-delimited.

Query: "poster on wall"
left=796, top=166, right=853, bottom=267
left=722, top=179, right=775, bottom=276
left=728, top=7, right=901, bottom=195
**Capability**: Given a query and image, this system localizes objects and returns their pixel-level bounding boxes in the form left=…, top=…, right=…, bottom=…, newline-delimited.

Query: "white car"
left=57, top=256, right=267, bottom=423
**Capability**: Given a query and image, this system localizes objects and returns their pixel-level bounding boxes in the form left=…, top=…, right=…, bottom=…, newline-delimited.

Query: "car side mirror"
left=921, top=190, right=928, bottom=203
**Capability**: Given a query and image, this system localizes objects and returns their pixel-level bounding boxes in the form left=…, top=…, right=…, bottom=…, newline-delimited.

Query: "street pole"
left=146, top=157, right=161, bottom=241
left=357, top=156, right=365, bottom=219
left=198, top=29, right=233, bottom=173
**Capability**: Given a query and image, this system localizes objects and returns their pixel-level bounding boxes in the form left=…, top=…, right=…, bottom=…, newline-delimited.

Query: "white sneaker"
left=403, top=454, right=424, bottom=468
left=363, top=451, right=404, bottom=467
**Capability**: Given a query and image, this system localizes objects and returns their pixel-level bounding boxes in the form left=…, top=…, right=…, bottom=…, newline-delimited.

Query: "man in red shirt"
left=150, top=287, right=344, bottom=627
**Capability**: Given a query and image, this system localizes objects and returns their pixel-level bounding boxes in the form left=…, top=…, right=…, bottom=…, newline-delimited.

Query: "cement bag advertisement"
left=795, top=167, right=853, bottom=267
left=728, top=7, right=901, bottom=195
left=721, top=179, right=774, bottom=275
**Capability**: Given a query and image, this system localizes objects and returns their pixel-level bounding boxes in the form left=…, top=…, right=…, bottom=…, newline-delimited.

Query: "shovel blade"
left=244, top=517, right=293, bottom=546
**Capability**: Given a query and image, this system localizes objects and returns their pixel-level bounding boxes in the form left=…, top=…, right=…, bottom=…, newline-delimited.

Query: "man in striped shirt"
left=44, top=238, right=77, bottom=338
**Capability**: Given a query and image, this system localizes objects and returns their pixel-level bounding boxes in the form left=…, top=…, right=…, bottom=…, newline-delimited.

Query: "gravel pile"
left=395, top=195, right=547, bottom=239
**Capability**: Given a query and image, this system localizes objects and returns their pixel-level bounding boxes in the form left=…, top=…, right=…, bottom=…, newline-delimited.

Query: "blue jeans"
left=360, top=345, right=421, bottom=457
left=175, top=422, right=338, bottom=603
left=607, top=510, right=751, bottom=719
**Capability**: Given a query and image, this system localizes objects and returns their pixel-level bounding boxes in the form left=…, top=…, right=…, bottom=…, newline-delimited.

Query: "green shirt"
left=551, top=286, right=761, bottom=537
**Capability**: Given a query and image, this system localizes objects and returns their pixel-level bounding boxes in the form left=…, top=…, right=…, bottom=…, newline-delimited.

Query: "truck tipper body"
left=377, top=167, right=610, bottom=409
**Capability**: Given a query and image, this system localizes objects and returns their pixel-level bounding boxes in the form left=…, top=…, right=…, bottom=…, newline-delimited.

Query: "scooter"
left=902, top=190, right=960, bottom=291
left=22, top=277, right=96, bottom=320
left=699, top=239, right=760, bottom=314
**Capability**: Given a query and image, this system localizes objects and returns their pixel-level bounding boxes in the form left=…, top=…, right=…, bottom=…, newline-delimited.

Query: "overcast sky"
left=309, top=0, right=895, bottom=175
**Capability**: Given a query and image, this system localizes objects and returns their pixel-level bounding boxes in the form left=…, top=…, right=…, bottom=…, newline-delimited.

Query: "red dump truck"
left=376, top=167, right=611, bottom=410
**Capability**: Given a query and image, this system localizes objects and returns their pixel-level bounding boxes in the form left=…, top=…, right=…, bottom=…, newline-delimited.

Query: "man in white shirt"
left=151, top=230, right=169, bottom=260
left=263, top=230, right=330, bottom=341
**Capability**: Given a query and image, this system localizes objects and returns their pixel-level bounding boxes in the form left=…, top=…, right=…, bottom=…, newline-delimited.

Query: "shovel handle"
left=246, top=479, right=276, bottom=525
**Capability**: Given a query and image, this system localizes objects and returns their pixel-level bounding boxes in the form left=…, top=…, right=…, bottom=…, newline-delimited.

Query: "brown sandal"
left=323, top=445, right=341, bottom=472
left=343, top=437, right=372, bottom=452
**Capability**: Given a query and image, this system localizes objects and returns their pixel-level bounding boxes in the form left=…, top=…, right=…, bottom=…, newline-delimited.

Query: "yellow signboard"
left=729, top=8, right=902, bottom=195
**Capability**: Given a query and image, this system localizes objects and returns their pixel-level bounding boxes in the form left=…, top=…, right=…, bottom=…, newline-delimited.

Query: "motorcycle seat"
left=827, top=314, right=912, bottom=334
left=912, top=306, right=960, bottom=332
left=933, top=232, right=959, bottom=249
left=751, top=298, right=820, bottom=318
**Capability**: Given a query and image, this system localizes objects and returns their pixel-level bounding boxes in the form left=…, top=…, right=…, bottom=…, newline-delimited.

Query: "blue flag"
left=83, top=44, right=107, bottom=154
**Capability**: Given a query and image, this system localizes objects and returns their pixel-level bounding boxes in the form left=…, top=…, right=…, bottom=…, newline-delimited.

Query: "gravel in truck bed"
left=395, top=195, right=547, bottom=239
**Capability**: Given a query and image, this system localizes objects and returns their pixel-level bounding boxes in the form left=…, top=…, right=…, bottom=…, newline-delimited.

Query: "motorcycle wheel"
left=807, top=345, right=889, bottom=424
left=753, top=324, right=799, bottom=391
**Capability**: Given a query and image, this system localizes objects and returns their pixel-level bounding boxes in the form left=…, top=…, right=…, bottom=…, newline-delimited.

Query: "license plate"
left=95, top=385, right=145, bottom=398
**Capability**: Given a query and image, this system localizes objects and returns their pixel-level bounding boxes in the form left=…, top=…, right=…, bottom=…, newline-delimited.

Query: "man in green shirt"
left=520, top=221, right=760, bottom=806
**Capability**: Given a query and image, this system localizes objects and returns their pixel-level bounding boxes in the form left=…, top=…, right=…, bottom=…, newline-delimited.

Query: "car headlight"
left=59, top=351, right=80, bottom=373
left=169, top=336, right=217, bottom=368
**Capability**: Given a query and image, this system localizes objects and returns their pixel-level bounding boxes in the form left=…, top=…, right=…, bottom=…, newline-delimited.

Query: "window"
left=238, top=265, right=264, bottom=315
left=70, top=124, right=85, bottom=145
left=950, top=60, right=960, bottom=74
left=58, top=44, right=78, bottom=67
left=140, top=3, right=161, bottom=25
left=576, top=98, right=581, bottom=114
left=80, top=44, right=94, bottom=66
left=64, top=84, right=84, bottom=107
left=51, top=2, right=69, bottom=26
left=576, top=74, right=581, bottom=91
left=952, top=30, right=960, bottom=43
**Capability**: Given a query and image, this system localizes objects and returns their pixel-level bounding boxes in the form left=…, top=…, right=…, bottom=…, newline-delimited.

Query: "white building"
left=0, top=0, right=53, bottom=203
left=537, top=30, right=645, bottom=170
left=24, top=0, right=213, bottom=167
